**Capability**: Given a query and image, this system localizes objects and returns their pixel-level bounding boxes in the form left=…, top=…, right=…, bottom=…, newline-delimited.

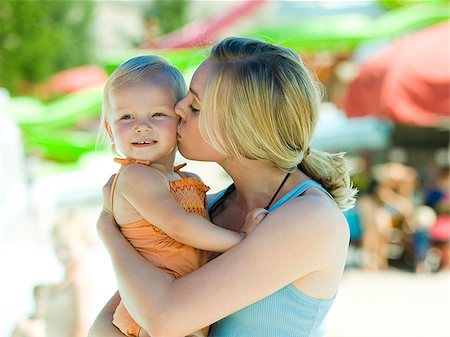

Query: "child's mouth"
left=132, top=140, right=156, bottom=146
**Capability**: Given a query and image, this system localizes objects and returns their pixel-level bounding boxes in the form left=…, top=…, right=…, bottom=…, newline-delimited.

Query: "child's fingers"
left=241, top=210, right=266, bottom=237
left=248, top=208, right=268, bottom=221
left=257, top=209, right=269, bottom=219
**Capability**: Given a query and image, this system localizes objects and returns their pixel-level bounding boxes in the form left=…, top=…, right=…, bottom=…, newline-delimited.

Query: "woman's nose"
left=175, top=99, right=186, bottom=121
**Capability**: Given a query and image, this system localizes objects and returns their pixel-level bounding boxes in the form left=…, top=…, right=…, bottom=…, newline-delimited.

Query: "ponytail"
left=298, top=149, right=357, bottom=211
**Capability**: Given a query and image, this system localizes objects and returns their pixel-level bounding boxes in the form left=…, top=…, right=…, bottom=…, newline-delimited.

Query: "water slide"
left=152, top=0, right=267, bottom=49
left=10, top=1, right=449, bottom=162
left=244, top=1, right=450, bottom=52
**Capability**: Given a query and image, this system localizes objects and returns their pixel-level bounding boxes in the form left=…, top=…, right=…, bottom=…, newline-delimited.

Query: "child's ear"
left=105, top=121, right=114, bottom=143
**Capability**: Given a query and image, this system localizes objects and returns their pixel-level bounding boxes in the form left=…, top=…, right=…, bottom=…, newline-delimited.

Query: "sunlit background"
left=1, top=0, right=449, bottom=336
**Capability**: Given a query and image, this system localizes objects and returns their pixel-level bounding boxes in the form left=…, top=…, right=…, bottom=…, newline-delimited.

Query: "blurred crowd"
left=347, top=162, right=450, bottom=273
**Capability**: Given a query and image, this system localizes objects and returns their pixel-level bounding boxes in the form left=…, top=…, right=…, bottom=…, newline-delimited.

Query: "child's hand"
left=241, top=208, right=268, bottom=237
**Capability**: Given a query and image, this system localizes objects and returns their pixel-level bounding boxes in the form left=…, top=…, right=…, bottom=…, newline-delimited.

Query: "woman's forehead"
left=190, top=60, right=213, bottom=100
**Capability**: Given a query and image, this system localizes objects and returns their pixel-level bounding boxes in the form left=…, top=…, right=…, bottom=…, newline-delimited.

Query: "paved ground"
left=326, top=269, right=450, bottom=337
left=2, top=241, right=449, bottom=337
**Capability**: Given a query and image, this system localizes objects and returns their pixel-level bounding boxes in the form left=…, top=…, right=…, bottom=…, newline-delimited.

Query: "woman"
left=90, top=36, right=357, bottom=337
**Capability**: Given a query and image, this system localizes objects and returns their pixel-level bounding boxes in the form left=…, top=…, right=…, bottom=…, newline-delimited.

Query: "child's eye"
left=188, top=104, right=200, bottom=113
left=120, top=114, right=133, bottom=120
left=152, top=112, right=165, bottom=117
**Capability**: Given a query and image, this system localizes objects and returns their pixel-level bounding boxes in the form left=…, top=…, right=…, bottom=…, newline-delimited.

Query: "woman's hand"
left=240, top=208, right=268, bottom=236
left=88, top=292, right=125, bottom=337
left=97, top=174, right=121, bottom=242
left=96, top=208, right=120, bottom=243
left=102, top=174, right=116, bottom=215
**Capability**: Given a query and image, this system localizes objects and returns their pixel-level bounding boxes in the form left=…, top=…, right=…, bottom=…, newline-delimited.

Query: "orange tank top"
left=110, top=158, right=210, bottom=278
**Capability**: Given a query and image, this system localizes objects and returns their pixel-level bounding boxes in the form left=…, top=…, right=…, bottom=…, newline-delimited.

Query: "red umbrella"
left=344, top=22, right=450, bottom=127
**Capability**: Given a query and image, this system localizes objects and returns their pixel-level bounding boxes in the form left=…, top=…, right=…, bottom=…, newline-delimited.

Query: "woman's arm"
left=98, top=192, right=349, bottom=337
left=88, top=291, right=125, bottom=337
left=119, top=164, right=244, bottom=252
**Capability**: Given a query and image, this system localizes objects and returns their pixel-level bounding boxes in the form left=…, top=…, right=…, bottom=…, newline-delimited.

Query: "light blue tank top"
left=207, top=180, right=335, bottom=337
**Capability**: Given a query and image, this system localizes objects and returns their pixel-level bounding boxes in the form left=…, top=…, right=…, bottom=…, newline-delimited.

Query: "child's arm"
left=118, top=164, right=243, bottom=252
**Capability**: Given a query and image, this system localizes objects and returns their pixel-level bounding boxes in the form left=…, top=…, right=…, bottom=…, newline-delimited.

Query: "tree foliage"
left=0, top=0, right=93, bottom=95
left=145, top=0, right=190, bottom=35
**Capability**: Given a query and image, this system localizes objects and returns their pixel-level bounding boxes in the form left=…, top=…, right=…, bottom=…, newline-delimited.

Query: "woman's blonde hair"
left=98, top=55, right=186, bottom=154
left=200, top=37, right=356, bottom=211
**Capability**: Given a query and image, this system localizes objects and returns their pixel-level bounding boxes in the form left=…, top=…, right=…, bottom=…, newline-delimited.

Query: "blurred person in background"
left=11, top=210, right=95, bottom=337
left=426, top=166, right=450, bottom=214
left=357, top=163, right=418, bottom=270
left=356, top=178, right=392, bottom=270
left=411, top=206, right=437, bottom=273
left=10, top=285, right=50, bottom=337
left=44, top=210, right=95, bottom=337
left=426, top=166, right=450, bottom=271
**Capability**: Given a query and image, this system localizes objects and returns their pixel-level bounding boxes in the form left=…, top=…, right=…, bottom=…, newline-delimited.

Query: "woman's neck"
left=219, top=159, right=308, bottom=212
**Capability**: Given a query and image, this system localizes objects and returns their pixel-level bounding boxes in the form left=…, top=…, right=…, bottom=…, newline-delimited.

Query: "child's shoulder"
left=116, top=164, right=169, bottom=197
left=119, top=163, right=166, bottom=184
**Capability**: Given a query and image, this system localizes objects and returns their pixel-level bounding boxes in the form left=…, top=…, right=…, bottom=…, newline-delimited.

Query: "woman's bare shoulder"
left=267, top=191, right=349, bottom=253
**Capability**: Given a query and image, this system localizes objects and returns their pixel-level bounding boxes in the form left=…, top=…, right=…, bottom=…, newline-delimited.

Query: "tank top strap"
left=208, top=180, right=333, bottom=216
left=174, top=163, right=188, bottom=179
left=268, top=179, right=333, bottom=212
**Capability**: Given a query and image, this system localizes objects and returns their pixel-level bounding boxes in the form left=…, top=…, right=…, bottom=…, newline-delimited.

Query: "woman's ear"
left=105, top=121, right=114, bottom=143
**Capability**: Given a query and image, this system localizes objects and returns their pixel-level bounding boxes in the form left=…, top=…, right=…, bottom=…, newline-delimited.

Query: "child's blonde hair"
left=200, top=37, right=357, bottom=211
left=98, top=55, right=186, bottom=154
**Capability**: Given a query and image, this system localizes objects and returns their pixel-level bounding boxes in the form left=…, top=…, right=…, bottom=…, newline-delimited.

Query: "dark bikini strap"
left=208, top=184, right=236, bottom=218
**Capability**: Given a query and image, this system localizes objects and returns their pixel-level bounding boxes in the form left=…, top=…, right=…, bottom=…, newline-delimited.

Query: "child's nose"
left=135, top=120, right=152, bottom=133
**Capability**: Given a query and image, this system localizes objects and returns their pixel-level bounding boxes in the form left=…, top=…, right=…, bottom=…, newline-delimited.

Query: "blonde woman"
left=90, top=37, right=357, bottom=337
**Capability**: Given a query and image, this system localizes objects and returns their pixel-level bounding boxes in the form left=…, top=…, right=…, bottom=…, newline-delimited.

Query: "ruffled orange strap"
left=174, top=163, right=188, bottom=178
left=170, top=177, right=210, bottom=193
left=114, top=158, right=152, bottom=166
